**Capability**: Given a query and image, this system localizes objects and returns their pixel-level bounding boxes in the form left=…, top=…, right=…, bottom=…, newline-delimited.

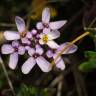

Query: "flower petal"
left=56, top=42, right=78, bottom=54
left=53, top=54, right=65, bottom=70
left=18, top=46, right=25, bottom=55
left=36, top=56, right=52, bottom=72
left=9, top=52, right=18, bottom=70
left=48, top=30, right=60, bottom=40
left=21, top=38, right=31, bottom=45
left=15, top=16, right=26, bottom=33
left=36, top=22, right=43, bottom=29
left=49, top=20, right=67, bottom=30
left=43, top=28, right=50, bottom=34
left=21, top=57, right=36, bottom=74
left=46, top=50, right=53, bottom=58
left=26, top=32, right=32, bottom=39
left=39, top=39, right=44, bottom=45
left=42, top=7, right=50, bottom=23
left=28, top=48, right=35, bottom=56
left=12, top=41, right=19, bottom=47
left=36, top=45, right=44, bottom=55
left=1, top=44, right=14, bottom=54
left=47, top=40, right=59, bottom=49
left=4, top=31, right=20, bottom=40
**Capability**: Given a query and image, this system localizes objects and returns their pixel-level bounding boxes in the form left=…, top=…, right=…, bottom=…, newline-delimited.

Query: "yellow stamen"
left=51, top=32, right=90, bottom=65
left=42, top=35, right=48, bottom=43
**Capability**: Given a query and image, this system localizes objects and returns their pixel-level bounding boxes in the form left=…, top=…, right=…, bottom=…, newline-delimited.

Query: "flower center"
left=33, top=53, right=39, bottom=59
left=42, top=35, right=48, bottom=43
left=43, top=23, right=49, bottom=28
left=20, top=30, right=28, bottom=38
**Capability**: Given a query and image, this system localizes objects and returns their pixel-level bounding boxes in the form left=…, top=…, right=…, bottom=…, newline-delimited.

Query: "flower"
left=39, top=30, right=60, bottom=49
left=1, top=41, right=25, bottom=69
left=36, top=7, right=67, bottom=34
left=21, top=45, right=52, bottom=74
left=4, top=16, right=32, bottom=45
left=46, top=42, right=78, bottom=70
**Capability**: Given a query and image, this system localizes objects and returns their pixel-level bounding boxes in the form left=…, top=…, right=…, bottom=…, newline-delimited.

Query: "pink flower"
left=4, top=16, right=32, bottom=45
left=21, top=45, right=52, bottom=74
left=46, top=42, right=78, bottom=70
left=1, top=41, right=25, bottom=69
left=36, top=7, right=67, bottom=34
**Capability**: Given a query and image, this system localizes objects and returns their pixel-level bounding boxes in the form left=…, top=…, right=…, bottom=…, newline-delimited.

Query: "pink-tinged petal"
left=9, top=52, right=18, bottom=70
left=39, top=39, right=44, bottom=45
left=1, top=44, right=14, bottom=54
left=53, top=54, right=65, bottom=70
left=26, top=32, right=32, bottom=39
left=49, top=20, right=67, bottom=30
left=12, top=41, right=19, bottom=47
left=25, top=46, right=30, bottom=50
left=15, top=16, right=26, bottom=33
left=48, top=30, right=60, bottom=40
left=42, top=7, right=50, bottom=23
left=36, top=56, right=52, bottom=72
left=4, top=31, right=20, bottom=40
left=21, top=38, right=31, bottom=45
left=56, top=42, right=78, bottom=54
left=36, top=22, right=43, bottom=29
left=28, top=48, right=35, bottom=56
left=47, top=40, right=59, bottom=49
left=36, top=46, right=44, bottom=55
left=18, top=46, right=25, bottom=55
left=43, top=28, right=50, bottom=34
left=31, top=29, right=37, bottom=35
left=46, top=50, right=53, bottom=58
left=21, top=57, right=36, bottom=74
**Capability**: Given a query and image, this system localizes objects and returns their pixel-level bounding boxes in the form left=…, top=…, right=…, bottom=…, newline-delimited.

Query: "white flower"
left=21, top=45, right=52, bottom=74
left=4, top=16, right=32, bottom=44
left=36, top=7, right=67, bottom=34
left=1, top=41, right=25, bottom=70
left=39, top=30, right=60, bottom=49
left=46, top=42, right=78, bottom=70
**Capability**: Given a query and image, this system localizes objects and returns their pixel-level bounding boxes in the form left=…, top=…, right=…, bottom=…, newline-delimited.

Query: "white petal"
left=43, top=28, right=50, bottom=34
left=49, top=20, right=67, bottom=30
left=28, top=48, right=35, bottom=56
left=53, top=54, right=65, bottom=70
left=56, top=42, right=78, bottom=54
left=39, top=39, right=44, bottom=45
left=36, top=56, right=52, bottom=72
left=47, top=40, right=59, bottom=49
left=42, top=7, right=50, bottom=23
left=4, top=31, right=20, bottom=40
left=18, top=46, right=25, bottom=55
left=1, top=44, right=14, bottom=54
left=36, top=22, right=43, bottom=29
left=21, top=57, right=36, bottom=74
left=15, top=16, right=26, bottom=33
left=48, top=30, right=60, bottom=40
left=9, top=52, right=18, bottom=70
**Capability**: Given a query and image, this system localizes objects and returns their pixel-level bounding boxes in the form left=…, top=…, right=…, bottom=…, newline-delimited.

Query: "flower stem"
left=0, top=56, right=16, bottom=96
left=52, top=31, right=90, bottom=65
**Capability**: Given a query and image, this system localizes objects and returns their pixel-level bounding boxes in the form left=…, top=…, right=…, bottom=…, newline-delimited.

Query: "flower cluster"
left=1, top=7, right=77, bottom=74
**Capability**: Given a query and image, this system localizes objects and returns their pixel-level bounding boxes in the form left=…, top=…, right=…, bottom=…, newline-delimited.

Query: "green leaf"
left=85, top=51, right=96, bottom=59
left=79, top=59, right=96, bottom=72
